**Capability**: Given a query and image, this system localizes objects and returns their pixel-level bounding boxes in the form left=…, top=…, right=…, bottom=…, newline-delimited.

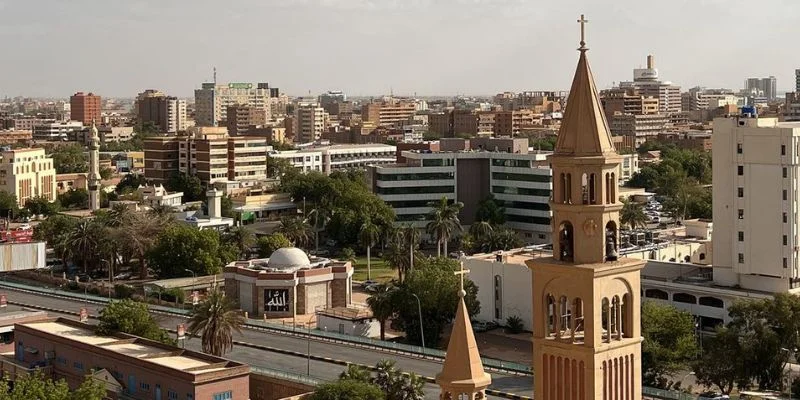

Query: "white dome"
left=268, top=247, right=311, bottom=270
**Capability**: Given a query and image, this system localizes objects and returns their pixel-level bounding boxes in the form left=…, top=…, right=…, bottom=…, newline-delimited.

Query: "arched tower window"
left=559, top=295, right=570, bottom=339
left=572, top=297, right=584, bottom=343
left=605, top=173, right=611, bottom=204
left=612, top=295, right=622, bottom=340
left=605, top=221, right=618, bottom=262
left=622, top=293, right=632, bottom=338
left=581, top=173, right=589, bottom=204
left=565, top=173, right=572, bottom=204
left=546, top=294, right=556, bottom=337
left=601, top=298, right=610, bottom=343
left=610, top=172, right=616, bottom=203
left=589, top=173, right=597, bottom=204
left=559, top=221, right=574, bottom=262
left=559, top=173, right=566, bottom=203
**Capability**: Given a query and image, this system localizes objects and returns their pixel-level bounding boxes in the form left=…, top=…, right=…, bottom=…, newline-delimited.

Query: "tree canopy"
left=147, top=224, right=237, bottom=278
left=47, top=143, right=89, bottom=174
left=166, top=173, right=205, bottom=202
left=256, top=233, right=293, bottom=258
left=0, top=369, right=106, bottom=400
left=97, top=299, right=176, bottom=345
left=641, top=301, right=698, bottom=388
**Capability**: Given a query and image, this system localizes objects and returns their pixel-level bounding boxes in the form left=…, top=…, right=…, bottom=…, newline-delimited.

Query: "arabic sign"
left=264, top=289, right=290, bottom=312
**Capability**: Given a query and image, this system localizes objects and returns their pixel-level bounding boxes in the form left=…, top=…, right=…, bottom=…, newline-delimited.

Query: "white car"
left=18, top=224, right=32, bottom=231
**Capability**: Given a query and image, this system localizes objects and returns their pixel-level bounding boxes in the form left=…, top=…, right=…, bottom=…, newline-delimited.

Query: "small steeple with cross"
left=577, top=14, right=589, bottom=50
left=455, top=257, right=470, bottom=298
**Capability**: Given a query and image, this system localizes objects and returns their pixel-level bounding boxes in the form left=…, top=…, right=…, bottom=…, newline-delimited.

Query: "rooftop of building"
left=227, top=247, right=333, bottom=273
left=18, top=317, right=249, bottom=376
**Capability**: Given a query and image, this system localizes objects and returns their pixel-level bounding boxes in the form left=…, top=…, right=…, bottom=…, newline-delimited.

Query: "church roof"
left=554, top=47, right=616, bottom=157
left=435, top=297, right=491, bottom=390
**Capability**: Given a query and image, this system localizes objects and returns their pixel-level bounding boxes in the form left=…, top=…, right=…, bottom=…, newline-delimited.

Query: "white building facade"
left=0, top=148, right=56, bottom=206
left=194, top=83, right=273, bottom=127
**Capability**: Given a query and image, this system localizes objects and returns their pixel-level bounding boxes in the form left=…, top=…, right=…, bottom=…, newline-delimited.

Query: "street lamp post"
left=411, top=293, right=425, bottom=350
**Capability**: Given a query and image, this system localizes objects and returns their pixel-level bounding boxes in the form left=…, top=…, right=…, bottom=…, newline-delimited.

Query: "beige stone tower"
left=436, top=264, right=491, bottom=399
left=525, top=15, right=645, bottom=400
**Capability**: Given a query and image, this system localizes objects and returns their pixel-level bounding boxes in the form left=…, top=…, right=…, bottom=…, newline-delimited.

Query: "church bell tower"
left=526, top=15, right=645, bottom=400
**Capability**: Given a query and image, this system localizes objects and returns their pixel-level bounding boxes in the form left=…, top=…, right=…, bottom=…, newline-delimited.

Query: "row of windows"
left=492, top=185, right=550, bottom=197
left=492, top=159, right=531, bottom=168
left=396, top=214, right=428, bottom=222
left=377, top=172, right=454, bottom=181
left=491, top=172, right=551, bottom=183
left=376, top=185, right=455, bottom=195
left=643, top=289, right=724, bottom=308
left=496, top=200, right=550, bottom=211
left=738, top=142, right=789, bottom=156
left=422, top=158, right=455, bottom=167
left=737, top=165, right=789, bottom=178
left=388, top=199, right=450, bottom=208
left=505, top=214, right=551, bottom=225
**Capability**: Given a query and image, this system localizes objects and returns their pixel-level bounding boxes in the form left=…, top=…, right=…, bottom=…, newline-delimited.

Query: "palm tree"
left=382, top=227, right=421, bottom=283
left=278, top=216, right=312, bottom=248
left=426, top=197, right=464, bottom=257
left=106, top=203, right=132, bottom=227
left=339, top=364, right=371, bottom=383
left=390, top=373, right=425, bottom=400
left=359, top=219, right=380, bottom=280
left=620, top=199, right=648, bottom=230
left=366, top=284, right=395, bottom=340
left=121, top=212, right=170, bottom=279
left=66, top=220, right=101, bottom=273
left=186, top=288, right=245, bottom=357
left=224, top=226, right=255, bottom=259
left=373, top=360, right=399, bottom=393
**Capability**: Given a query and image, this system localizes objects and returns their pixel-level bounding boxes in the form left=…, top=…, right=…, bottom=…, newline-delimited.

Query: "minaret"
left=435, top=262, right=491, bottom=400
left=88, top=120, right=101, bottom=210
left=526, top=15, right=645, bottom=400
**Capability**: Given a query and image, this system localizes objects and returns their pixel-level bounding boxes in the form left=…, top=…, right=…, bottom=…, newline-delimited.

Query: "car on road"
left=361, top=279, right=378, bottom=288
left=17, top=224, right=31, bottom=231
left=698, top=392, right=729, bottom=400
left=113, top=272, right=132, bottom=281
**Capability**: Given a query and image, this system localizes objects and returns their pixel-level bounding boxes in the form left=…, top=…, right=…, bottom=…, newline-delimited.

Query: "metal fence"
left=251, top=366, right=321, bottom=387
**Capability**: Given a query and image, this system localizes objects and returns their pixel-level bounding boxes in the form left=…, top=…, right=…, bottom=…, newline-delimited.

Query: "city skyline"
left=1, top=0, right=799, bottom=98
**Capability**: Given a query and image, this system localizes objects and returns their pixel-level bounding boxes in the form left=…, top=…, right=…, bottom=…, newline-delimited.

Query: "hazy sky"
left=1, top=0, right=798, bottom=98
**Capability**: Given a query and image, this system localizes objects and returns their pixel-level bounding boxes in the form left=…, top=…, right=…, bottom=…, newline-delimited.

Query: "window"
left=140, top=382, right=150, bottom=391
left=784, top=167, right=788, bottom=178
left=73, top=361, right=83, bottom=371
left=738, top=231, right=744, bottom=242
left=784, top=258, right=788, bottom=268
left=213, top=392, right=233, bottom=400
left=738, top=166, right=743, bottom=176
left=56, top=356, right=66, bottom=365
left=494, top=275, right=502, bottom=320
left=785, top=213, right=789, bottom=223
left=784, top=235, right=789, bottom=245
left=737, top=143, right=742, bottom=154
left=784, top=189, right=788, bottom=201
left=738, top=253, right=744, bottom=264
left=187, top=395, right=194, bottom=400
left=738, top=209, right=744, bottom=219
left=782, top=144, right=786, bottom=155
left=738, top=187, right=744, bottom=198
left=168, top=390, right=178, bottom=400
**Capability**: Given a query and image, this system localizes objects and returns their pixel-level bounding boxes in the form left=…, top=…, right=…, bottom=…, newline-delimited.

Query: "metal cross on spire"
left=577, top=14, right=589, bottom=50
left=455, top=255, right=470, bottom=297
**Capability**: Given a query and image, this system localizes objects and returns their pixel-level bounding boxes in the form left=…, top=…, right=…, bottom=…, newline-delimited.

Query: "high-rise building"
left=600, top=88, right=659, bottom=119
left=135, top=90, right=187, bottom=133
left=226, top=105, right=270, bottom=136
left=618, top=55, right=681, bottom=114
left=527, top=28, right=644, bottom=400
left=609, top=113, right=670, bottom=147
left=143, top=136, right=181, bottom=183
left=712, top=115, right=800, bottom=293
left=0, top=148, right=56, bottom=206
left=681, top=87, right=741, bottom=111
left=361, top=100, right=417, bottom=126
left=744, top=76, right=777, bottom=100
left=796, top=69, right=800, bottom=92
left=69, top=92, right=101, bottom=125
left=194, top=82, right=276, bottom=127
left=294, top=103, right=328, bottom=143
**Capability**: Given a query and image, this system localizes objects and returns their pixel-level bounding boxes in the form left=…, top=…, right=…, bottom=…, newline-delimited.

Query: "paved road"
left=2, top=287, right=533, bottom=399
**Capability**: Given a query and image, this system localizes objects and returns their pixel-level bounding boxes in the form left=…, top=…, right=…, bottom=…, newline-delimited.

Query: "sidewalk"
left=474, top=329, right=532, bottom=365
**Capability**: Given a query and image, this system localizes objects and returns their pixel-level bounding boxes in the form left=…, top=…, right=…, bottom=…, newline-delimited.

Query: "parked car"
left=17, top=224, right=31, bottom=231
left=361, top=279, right=378, bottom=288
left=698, top=392, right=729, bottom=400
left=76, top=273, right=91, bottom=283
left=113, top=272, right=132, bottom=281
left=471, top=320, right=498, bottom=333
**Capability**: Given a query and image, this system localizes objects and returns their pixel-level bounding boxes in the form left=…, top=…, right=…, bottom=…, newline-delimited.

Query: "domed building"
left=223, top=247, right=353, bottom=318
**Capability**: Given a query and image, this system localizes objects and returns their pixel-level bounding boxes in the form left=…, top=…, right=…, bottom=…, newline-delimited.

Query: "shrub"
left=162, top=288, right=185, bottom=304
left=505, top=315, right=524, bottom=334
left=114, top=284, right=135, bottom=299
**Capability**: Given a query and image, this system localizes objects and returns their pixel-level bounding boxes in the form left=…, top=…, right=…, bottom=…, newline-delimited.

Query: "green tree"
left=310, top=379, right=386, bottom=400
left=475, top=194, right=505, bottom=226
left=66, top=220, right=103, bottom=273
left=100, top=167, right=114, bottom=180
left=366, top=283, right=395, bottom=340
left=256, top=233, right=293, bottom=258
left=0, top=190, right=18, bottom=217
left=278, top=215, right=312, bottom=247
left=119, top=211, right=171, bottom=278
left=58, top=188, right=89, bottom=209
left=382, top=225, right=420, bottom=283
left=167, top=173, right=204, bottom=202
left=49, top=143, right=88, bottom=173
left=641, top=301, right=699, bottom=388
left=359, top=218, right=380, bottom=280
left=97, top=299, right=175, bottom=345
left=693, top=326, right=743, bottom=394
left=529, top=136, right=557, bottom=151
left=392, top=257, right=479, bottom=346
left=187, top=287, right=245, bottom=356
left=486, top=227, right=522, bottom=252
left=339, top=247, right=356, bottom=264
left=223, top=226, right=255, bottom=259
left=148, top=224, right=235, bottom=278
left=426, top=196, right=464, bottom=257
left=0, top=369, right=107, bottom=400
left=115, top=173, right=147, bottom=194
left=339, top=364, right=372, bottom=382
left=267, top=156, right=295, bottom=178
left=25, top=195, right=59, bottom=216
left=620, top=199, right=648, bottom=230
left=220, top=194, right=235, bottom=218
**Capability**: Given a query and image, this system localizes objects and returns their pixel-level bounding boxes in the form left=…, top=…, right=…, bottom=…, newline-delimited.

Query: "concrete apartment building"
left=610, top=113, right=670, bottom=147
left=0, top=148, right=56, bottom=206
left=14, top=317, right=249, bottom=400
left=428, top=109, right=539, bottom=137
left=681, top=87, right=741, bottom=111
left=145, top=131, right=267, bottom=186
left=361, top=100, right=417, bottom=126
left=135, top=90, right=188, bottom=133
left=32, top=121, right=83, bottom=141
left=618, top=55, right=681, bottom=114
left=226, top=104, right=270, bottom=136
left=713, top=115, right=800, bottom=293
left=269, top=143, right=396, bottom=175
left=367, top=137, right=552, bottom=243
left=600, top=88, right=659, bottom=119
left=69, top=92, right=101, bottom=125
left=1, top=117, right=53, bottom=131
left=744, top=76, right=777, bottom=100
left=194, top=82, right=277, bottom=127
left=294, top=103, right=328, bottom=143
